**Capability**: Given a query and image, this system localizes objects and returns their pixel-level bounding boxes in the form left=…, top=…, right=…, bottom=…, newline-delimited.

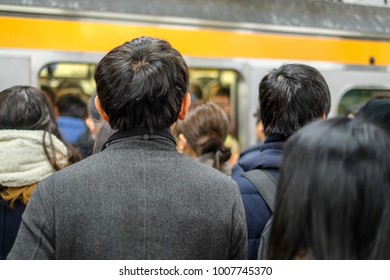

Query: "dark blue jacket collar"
left=240, top=133, right=288, bottom=172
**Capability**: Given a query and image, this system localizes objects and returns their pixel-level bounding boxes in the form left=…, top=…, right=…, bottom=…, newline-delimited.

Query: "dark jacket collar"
left=259, top=133, right=289, bottom=153
left=100, top=127, right=176, bottom=152
left=240, top=133, right=289, bottom=171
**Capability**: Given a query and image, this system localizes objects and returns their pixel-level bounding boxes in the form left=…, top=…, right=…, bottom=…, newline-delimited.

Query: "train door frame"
left=319, top=67, right=390, bottom=117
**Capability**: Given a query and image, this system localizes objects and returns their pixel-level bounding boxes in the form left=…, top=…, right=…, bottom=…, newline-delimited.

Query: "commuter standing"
left=233, top=63, right=331, bottom=259
left=8, top=37, right=247, bottom=260
left=268, top=117, right=390, bottom=259
left=0, top=86, right=70, bottom=259
left=174, top=101, right=232, bottom=175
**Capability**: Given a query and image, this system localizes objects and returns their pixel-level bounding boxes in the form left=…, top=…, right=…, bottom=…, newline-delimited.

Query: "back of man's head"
left=94, top=37, right=189, bottom=132
left=259, top=63, right=331, bottom=137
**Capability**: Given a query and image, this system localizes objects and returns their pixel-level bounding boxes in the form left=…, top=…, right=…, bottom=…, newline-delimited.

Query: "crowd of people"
left=1, top=36, right=389, bottom=260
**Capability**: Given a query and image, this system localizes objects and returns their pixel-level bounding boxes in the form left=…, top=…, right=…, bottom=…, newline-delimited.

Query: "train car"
left=1, top=0, right=390, bottom=149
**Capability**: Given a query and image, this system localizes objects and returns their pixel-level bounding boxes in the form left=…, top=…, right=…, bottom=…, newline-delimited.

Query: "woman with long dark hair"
left=0, top=86, right=72, bottom=259
left=268, top=117, right=390, bottom=259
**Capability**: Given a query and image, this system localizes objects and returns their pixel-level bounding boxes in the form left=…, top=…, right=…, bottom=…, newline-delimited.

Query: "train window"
left=189, top=69, right=239, bottom=101
left=338, top=88, right=390, bottom=116
left=189, top=68, right=240, bottom=133
left=39, top=62, right=96, bottom=103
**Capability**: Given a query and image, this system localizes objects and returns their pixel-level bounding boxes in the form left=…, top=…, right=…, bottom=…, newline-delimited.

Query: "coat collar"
left=100, top=127, right=176, bottom=152
left=238, top=133, right=288, bottom=172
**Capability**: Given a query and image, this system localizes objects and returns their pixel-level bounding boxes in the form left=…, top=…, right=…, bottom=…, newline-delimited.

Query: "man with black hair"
left=8, top=37, right=247, bottom=260
left=233, top=63, right=331, bottom=259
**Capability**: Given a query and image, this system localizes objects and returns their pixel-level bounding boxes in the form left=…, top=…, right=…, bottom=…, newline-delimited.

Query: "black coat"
left=0, top=199, right=25, bottom=259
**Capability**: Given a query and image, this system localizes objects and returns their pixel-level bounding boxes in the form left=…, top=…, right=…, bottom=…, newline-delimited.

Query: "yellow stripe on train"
left=1, top=16, right=390, bottom=66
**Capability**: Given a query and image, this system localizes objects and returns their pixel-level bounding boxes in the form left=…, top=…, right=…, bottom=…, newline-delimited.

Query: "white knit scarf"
left=0, top=130, right=68, bottom=187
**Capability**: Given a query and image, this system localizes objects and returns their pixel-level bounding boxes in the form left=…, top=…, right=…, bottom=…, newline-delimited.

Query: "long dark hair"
left=0, top=85, right=70, bottom=170
left=268, top=117, right=390, bottom=259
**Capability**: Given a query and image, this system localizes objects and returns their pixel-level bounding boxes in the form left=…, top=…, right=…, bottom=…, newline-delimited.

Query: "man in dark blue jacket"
left=233, top=63, right=331, bottom=259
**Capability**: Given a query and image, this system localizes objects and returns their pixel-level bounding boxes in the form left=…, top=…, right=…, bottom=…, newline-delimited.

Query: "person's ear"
left=177, top=92, right=191, bottom=121
left=94, top=96, right=110, bottom=123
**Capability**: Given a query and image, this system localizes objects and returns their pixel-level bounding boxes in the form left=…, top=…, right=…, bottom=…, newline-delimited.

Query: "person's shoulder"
left=232, top=149, right=261, bottom=176
left=232, top=151, right=264, bottom=176
left=42, top=152, right=103, bottom=185
left=232, top=173, right=256, bottom=193
left=240, top=142, right=263, bottom=158
left=181, top=154, right=230, bottom=177
left=232, top=167, right=276, bottom=196
left=178, top=155, right=237, bottom=188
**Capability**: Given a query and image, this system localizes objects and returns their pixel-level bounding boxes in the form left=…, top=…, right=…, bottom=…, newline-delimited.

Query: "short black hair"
left=94, top=37, right=189, bottom=132
left=355, top=98, right=390, bottom=135
left=269, top=117, right=390, bottom=259
left=259, top=63, right=331, bottom=136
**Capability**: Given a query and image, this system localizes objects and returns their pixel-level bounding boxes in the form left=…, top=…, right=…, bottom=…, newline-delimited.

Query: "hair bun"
left=215, top=146, right=231, bottom=164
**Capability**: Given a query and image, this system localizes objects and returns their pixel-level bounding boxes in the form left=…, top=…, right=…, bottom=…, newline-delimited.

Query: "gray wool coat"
left=8, top=130, right=247, bottom=260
